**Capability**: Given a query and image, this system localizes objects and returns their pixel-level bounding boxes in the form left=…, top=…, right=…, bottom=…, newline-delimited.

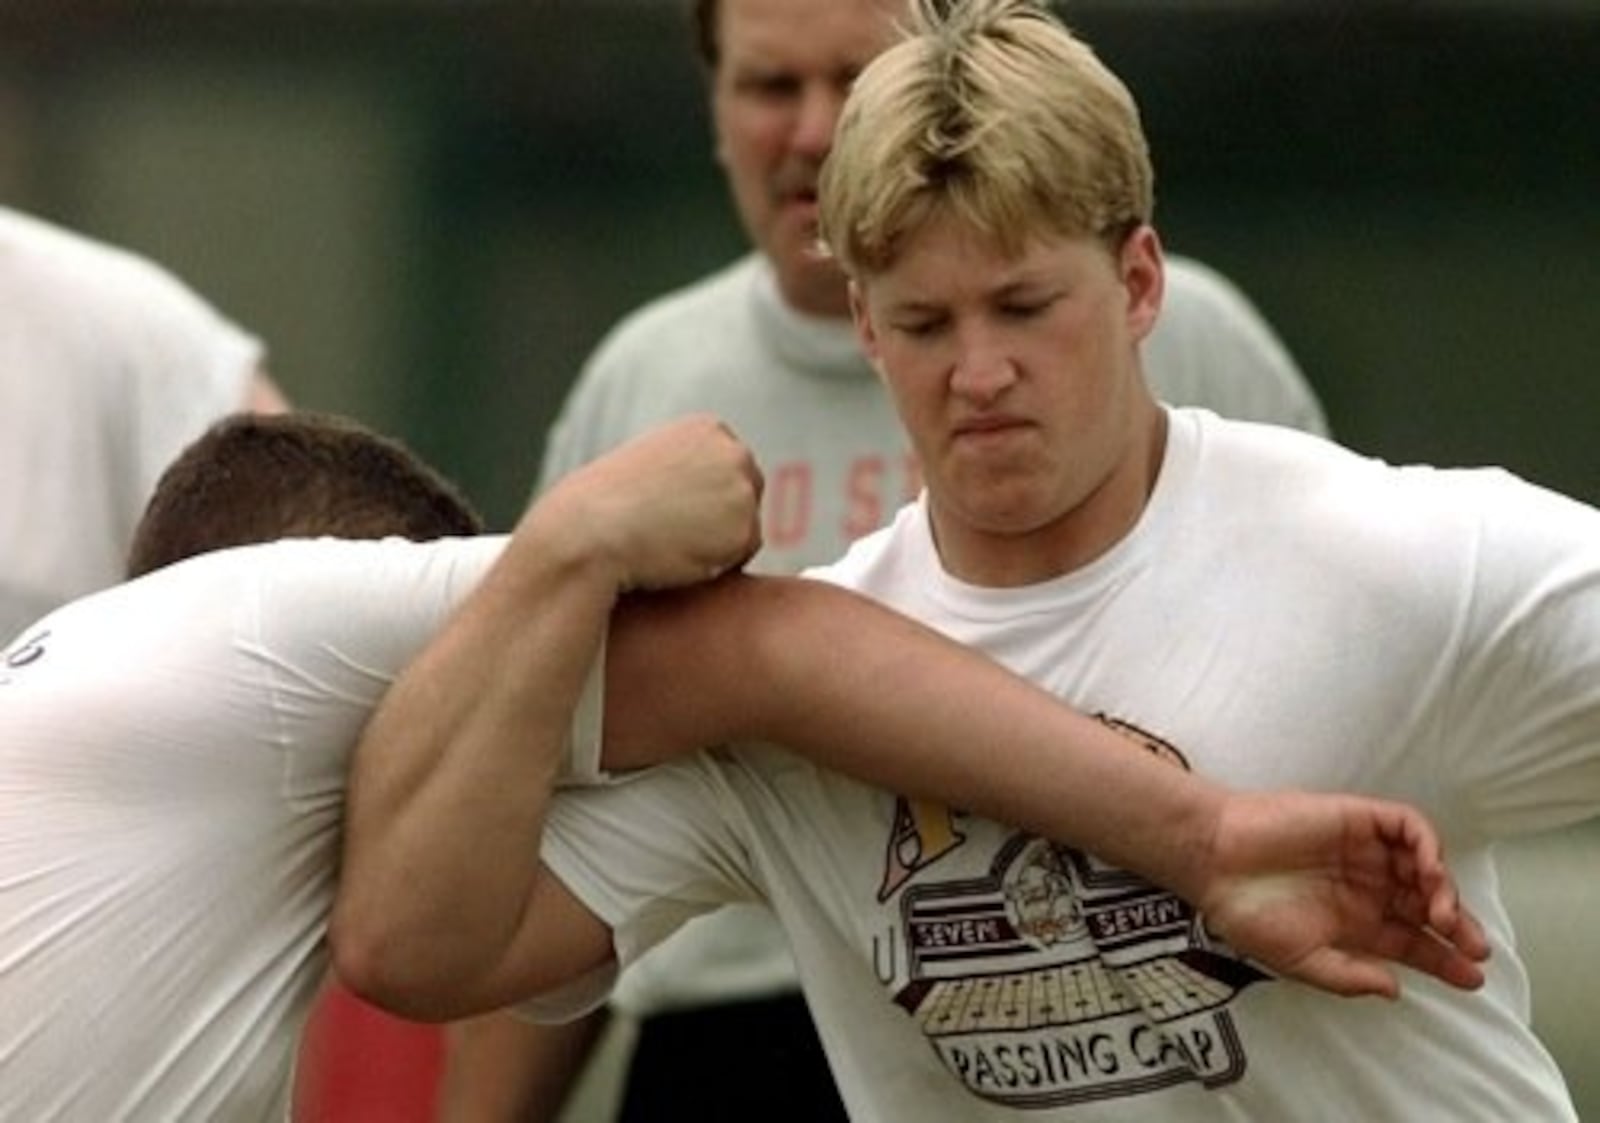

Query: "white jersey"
left=0, top=206, right=264, bottom=641
left=538, top=409, right=1597, bottom=1120
left=541, top=252, right=1330, bottom=1015
left=0, top=536, right=604, bottom=1121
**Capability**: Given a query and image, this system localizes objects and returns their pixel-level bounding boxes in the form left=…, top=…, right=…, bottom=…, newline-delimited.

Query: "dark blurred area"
left=2, top=1, right=1595, bottom=528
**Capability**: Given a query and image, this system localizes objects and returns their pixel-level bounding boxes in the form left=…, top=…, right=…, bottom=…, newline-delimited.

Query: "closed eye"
left=999, top=296, right=1056, bottom=320
left=890, top=316, right=948, bottom=339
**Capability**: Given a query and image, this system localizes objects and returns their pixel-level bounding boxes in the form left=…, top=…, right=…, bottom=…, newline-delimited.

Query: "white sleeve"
left=250, top=536, right=609, bottom=792
left=1440, top=472, right=1600, bottom=838
left=517, top=756, right=758, bottom=1021
left=556, top=643, right=608, bottom=788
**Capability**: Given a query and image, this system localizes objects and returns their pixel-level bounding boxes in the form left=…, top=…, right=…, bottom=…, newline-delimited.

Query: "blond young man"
left=466, top=0, right=1333, bottom=1115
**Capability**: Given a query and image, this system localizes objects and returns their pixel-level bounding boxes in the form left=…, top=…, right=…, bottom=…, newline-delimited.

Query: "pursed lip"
left=771, top=166, right=819, bottom=210
left=780, top=189, right=818, bottom=220
left=952, top=414, right=1032, bottom=439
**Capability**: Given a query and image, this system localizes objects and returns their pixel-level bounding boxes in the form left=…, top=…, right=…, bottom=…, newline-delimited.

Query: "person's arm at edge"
left=332, top=414, right=764, bottom=1022
left=330, top=477, right=631, bottom=1020
left=435, top=357, right=635, bottom=1123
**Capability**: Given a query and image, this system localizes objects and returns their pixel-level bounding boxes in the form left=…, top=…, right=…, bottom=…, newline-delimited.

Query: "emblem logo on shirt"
left=0, top=628, right=50, bottom=686
left=879, top=716, right=1267, bottom=1109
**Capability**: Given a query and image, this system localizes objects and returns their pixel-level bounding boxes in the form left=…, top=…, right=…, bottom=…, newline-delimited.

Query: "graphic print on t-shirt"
left=878, top=717, right=1268, bottom=1109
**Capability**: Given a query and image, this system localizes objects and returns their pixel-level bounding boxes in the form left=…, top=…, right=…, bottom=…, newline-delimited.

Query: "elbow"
left=325, top=902, right=411, bottom=1015
left=326, top=900, right=462, bottom=1022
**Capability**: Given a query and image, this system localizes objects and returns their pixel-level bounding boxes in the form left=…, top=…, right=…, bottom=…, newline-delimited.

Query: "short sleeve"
left=1440, top=472, right=1600, bottom=838
left=518, top=757, right=758, bottom=1020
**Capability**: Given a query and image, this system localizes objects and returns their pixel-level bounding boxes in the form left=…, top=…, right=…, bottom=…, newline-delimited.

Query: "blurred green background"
left=2, top=2, right=1594, bottom=529
left=2, top=2, right=1596, bottom=1116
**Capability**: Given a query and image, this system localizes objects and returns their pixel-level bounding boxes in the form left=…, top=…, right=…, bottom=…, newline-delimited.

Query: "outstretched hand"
left=1195, top=791, right=1490, bottom=998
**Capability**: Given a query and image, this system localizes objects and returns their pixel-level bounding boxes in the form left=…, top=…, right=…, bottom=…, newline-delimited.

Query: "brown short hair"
left=126, top=411, right=484, bottom=578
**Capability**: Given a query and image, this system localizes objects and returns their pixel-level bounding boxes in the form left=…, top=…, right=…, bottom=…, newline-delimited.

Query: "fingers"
left=1413, top=860, right=1490, bottom=961
left=1373, top=801, right=1492, bottom=968
left=1436, top=903, right=1491, bottom=964
left=1287, top=948, right=1400, bottom=1001
left=1368, top=919, right=1488, bottom=993
left=1374, top=800, right=1441, bottom=893
left=1285, top=913, right=1487, bottom=1000
left=552, top=415, right=765, bottom=590
left=731, top=447, right=765, bottom=571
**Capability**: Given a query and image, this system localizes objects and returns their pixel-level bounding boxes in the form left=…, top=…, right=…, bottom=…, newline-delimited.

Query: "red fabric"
left=294, top=982, right=443, bottom=1121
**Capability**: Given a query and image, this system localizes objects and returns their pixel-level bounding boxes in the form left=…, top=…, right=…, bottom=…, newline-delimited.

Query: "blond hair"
left=818, top=0, right=1153, bottom=276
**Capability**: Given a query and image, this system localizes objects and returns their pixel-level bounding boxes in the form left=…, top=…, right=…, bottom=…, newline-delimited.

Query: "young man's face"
left=710, top=0, right=899, bottom=320
left=851, top=214, right=1166, bottom=583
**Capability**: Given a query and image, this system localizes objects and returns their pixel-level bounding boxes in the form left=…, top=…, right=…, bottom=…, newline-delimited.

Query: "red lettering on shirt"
left=759, top=451, right=918, bottom=553
left=844, top=457, right=887, bottom=540
left=766, top=462, right=814, bottom=547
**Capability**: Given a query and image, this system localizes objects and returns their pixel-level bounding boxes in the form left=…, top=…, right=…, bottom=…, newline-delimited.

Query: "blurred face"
left=711, top=0, right=899, bottom=318
left=851, top=215, right=1167, bottom=585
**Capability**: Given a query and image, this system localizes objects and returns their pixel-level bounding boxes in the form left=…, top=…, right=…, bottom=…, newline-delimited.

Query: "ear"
left=1120, top=225, right=1165, bottom=344
left=848, top=280, right=888, bottom=377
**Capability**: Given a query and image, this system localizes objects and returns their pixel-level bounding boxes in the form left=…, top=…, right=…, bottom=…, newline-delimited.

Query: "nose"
left=791, top=83, right=845, bottom=159
left=949, top=326, right=1018, bottom=405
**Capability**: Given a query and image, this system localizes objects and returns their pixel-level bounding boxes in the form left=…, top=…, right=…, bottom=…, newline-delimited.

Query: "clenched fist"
left=541, top=414, right=764, bottom=592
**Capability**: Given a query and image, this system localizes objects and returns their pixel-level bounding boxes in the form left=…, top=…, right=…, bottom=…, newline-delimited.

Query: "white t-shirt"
left=0, top=206, right=264, bottom=641
left=541, top=252, right=1330, bottom=1015
left=0, top=535, right=604, bottom=1121
left=537, top=409, right=1597, bottom=1119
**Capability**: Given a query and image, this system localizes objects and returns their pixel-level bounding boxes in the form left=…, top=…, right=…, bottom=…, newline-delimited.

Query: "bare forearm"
left=604, top=576, right=1222, bottom=901
left=330, top=502, right=618, bottom=1006
left=332, top=417, right=764, bottom=1017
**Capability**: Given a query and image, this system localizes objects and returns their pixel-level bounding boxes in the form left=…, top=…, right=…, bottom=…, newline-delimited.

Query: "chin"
left=950, top=494, right=1049, bottom=535
left=776, top=258, right=850, bottom=318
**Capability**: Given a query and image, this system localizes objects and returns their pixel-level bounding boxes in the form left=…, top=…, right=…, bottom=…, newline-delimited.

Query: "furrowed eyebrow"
left=885, top=278, right=1050, bottom=314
